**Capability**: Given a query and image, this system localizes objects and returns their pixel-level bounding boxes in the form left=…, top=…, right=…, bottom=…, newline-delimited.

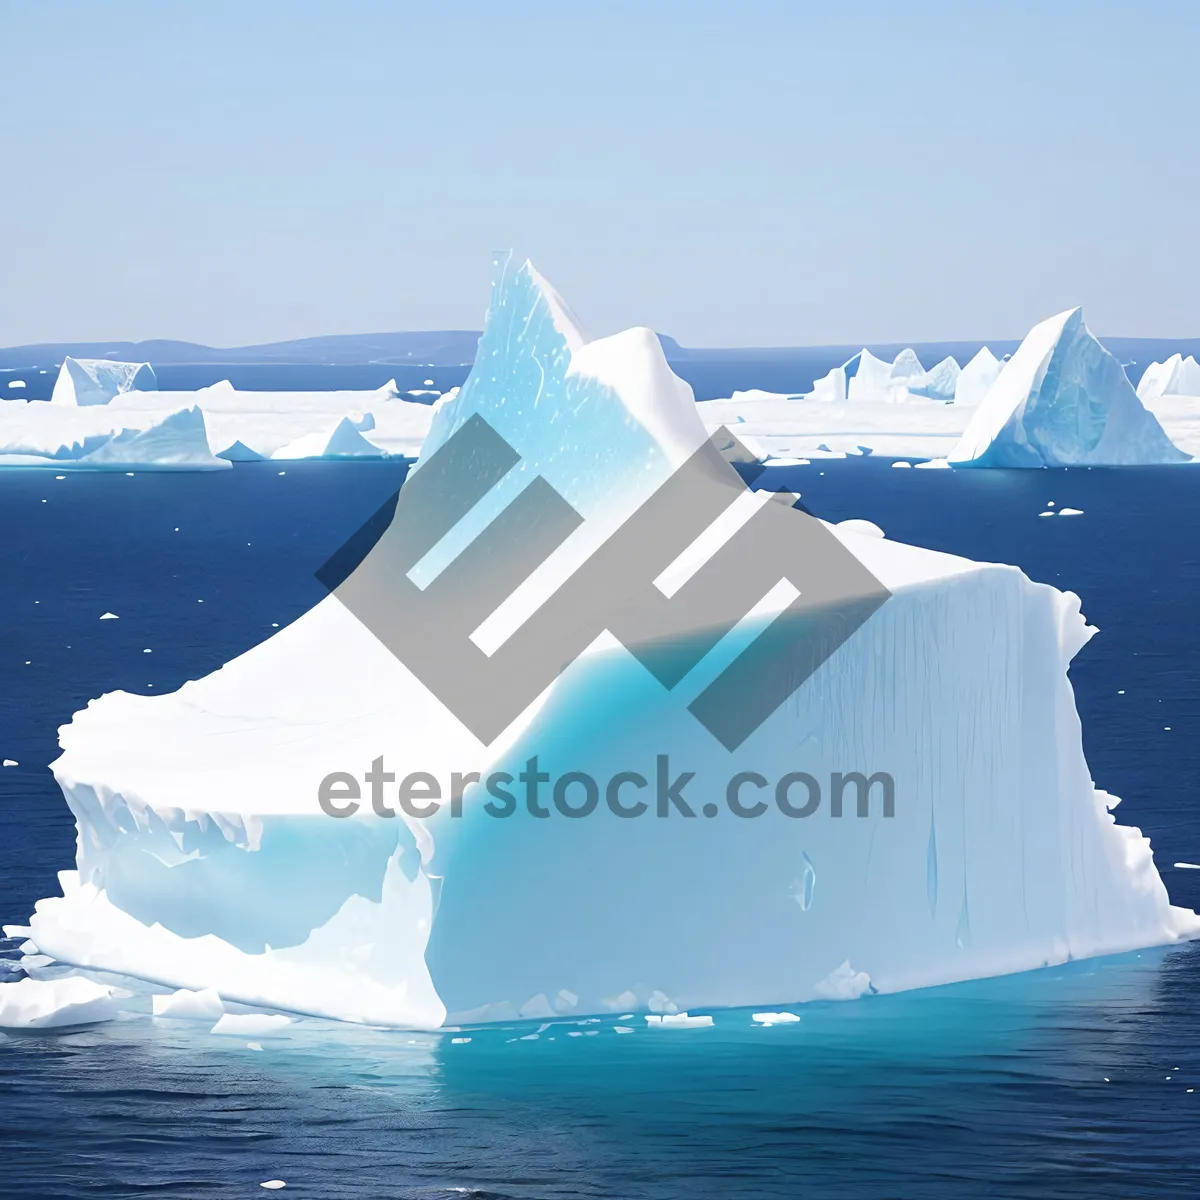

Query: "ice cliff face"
left=23, top=260, right=1198, bottom=1028
left=50, top=357, right=157, bottom=406
left=949, top=308, right=1190, bottom=467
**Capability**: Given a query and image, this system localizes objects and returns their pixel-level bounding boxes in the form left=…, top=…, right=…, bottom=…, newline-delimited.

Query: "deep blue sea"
left=2, top=386, right=1200, bottom=1195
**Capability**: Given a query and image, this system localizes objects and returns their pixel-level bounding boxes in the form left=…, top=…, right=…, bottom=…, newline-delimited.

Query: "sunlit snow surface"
left=17, top=260, right=1200, bottom=1031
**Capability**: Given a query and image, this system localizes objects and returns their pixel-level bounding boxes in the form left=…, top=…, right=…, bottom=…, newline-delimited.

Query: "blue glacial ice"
left=949, top=308, right=1190, bottom=467
left=20, top=260, right=1199, bottom=1028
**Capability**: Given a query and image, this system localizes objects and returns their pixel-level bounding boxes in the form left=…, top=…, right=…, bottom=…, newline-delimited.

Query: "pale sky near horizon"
left=2, top=0, right=1198, bottom=348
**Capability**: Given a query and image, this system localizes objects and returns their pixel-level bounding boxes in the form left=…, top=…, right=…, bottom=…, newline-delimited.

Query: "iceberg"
left=50, top=357, right=157, bottom=406
left=1135, top=353, right=1200, bottom=401
left=949, top=308, right=1190, bottom=467
left=953, top=347, right=1003, bottom=406
left=0, top=401, right=229, bottom=470
left=270, top=415, right=386, bottom=460
left=907, top=356, right=960, bottom=402
left=0, top=976, right=119, bottom=1029
left=21, top=258, right=1197, bottom=1028
left=846, top=348, right=896, bottom=403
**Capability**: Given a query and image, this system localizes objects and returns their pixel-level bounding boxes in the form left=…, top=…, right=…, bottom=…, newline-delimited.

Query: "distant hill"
left=0, top=331, right=485, bottom=369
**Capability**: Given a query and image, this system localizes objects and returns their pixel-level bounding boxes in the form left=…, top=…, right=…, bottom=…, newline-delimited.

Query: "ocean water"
left=2, top=456, right=1199, bottom=1197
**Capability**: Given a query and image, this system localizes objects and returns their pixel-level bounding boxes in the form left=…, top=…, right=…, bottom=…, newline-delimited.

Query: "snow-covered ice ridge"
left=0, top=364, right=440, bottom=468
left=21, top=256, right=1197, bottom=1028
left=701, top=311, right=1193, bottom=467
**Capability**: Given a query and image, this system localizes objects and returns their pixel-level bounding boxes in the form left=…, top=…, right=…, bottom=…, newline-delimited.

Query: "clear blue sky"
left=2, top=0, right=1198, bottom=348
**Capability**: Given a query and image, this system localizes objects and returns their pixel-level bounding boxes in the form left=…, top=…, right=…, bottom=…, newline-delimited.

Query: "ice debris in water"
left=152, top=986, right=224, bottom=1020
left=645, top=1013, right=713, bottom=1028
left=753, top=1012, right=801, bottom=1025
left=0, top=976, right=119, bottom=1029
left=210, top=1013, right=291, bottom=1036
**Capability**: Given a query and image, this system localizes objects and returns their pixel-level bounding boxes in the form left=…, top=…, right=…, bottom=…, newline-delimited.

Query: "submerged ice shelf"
left=19, top=260, right=1200, bottom=1029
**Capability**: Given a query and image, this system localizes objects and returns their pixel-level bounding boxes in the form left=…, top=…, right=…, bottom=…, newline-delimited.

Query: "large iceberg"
left=22, top=259, right=1197, bottom=1027
left=949, top=308, right=1190, bottom=467
left=50, top=357, right=157, bottom=406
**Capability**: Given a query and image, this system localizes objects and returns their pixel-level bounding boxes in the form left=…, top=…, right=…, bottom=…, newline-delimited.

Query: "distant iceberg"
left=953, top=347, right=1004, bottom=406
left=50, top=357, right=157, bottom=406
left=1136, top=353, right=1200, bottom=401
left=949, top=308, right=1189, bottom=467
left=0, top=401, right=229, bottom=470
left=907, top=355, right=960, bottom=401
left=23, top=258, right=1197, bottom=1028
left=0, top=384, right=435, bottom=468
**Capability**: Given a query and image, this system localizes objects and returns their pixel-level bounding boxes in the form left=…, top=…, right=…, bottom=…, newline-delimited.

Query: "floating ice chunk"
left=7, top=380, right=25, bottom=389
left=914, top=458, right=950, bottom=468
left=2, top=760, right=17, bottom=768
left=891, top=460, right=912, bottom=468
left=1039, top=510, right=1056, bottom=517
left=0, top=976, right=118, bottom=1028
left=950, top=309, right=1188, bottom=467
left=836, top=519, right=885, bottom=539
left=99, top=612, right=118, bottom=620
left=450, top=1036, right=471, bottom=1043
left=270, top=416, right=386, bottom=460
left=613, top=1025, right=634, bottom=1033
left=646, top=1013, right=713, bottom=1028
left=1059, top=507, right=1084, bottom=516
left=152, top=986, right=224, bottom=1020
left=953, top=348, right=1003, bottom=406
left=1175, top=863, right=1200, bottom=870
left=753, top=1011, right=801, bottom=1024
left=260, top=1182, right=286, bottom=1191
left=813, top=961, right=873, bottom=1001
left=210, top=1013, right=292, bottom=1036
left=51, top=358, right=157, bottom=406
left=247, top=1041, right=263, bottom=1050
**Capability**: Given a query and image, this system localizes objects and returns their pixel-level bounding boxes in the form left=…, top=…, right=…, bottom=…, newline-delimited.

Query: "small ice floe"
left=260, top=1182, right=286, bottom=1191
left=891, top=461, right=912, bottom=468
left=1038, top=510, right=1055, bottom=517
left=210, top=1013, right=292, bottom=1036
left=143, top=649, right=151, bottom=654
left=451, top=1036, right=471, bottom=1044
left=7, top=380, right=25, bottom=389
left=753, top=1012, right=801, bottom=1025
left=1174, top=862, right=1200, bottom=870
left=247, top=1042, right=264, bottom=1051
left=2, top=760, right=16, bottom=768
left=423, top=379, right=434, bottom=386
left=152, top=986, right=223, bottom=1020
left=99, top=612, right=118, bottom=620
left=914, top=458, right=950, bottom=469
left=0, top=976, right=119, bottom=1029
left=645, top=1013, right=713, bottom=1029
left=1059, top=507, right=1084, bottom=516
left=613, top=1026, right=634, bottom=1034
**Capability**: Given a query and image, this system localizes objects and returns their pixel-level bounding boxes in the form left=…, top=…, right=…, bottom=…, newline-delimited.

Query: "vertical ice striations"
left=50, top=357, right=157, bottom=405
left=949, top=308, right=1190, bottom=466
left=23, top=261, right=1198, bottom=1028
